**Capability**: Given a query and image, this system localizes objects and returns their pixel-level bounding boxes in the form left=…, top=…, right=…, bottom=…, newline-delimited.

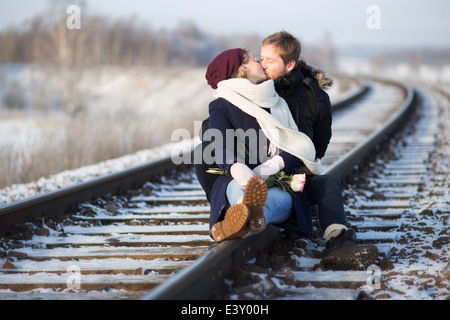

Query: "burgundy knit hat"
left=205, top=48, right=244, bottom=89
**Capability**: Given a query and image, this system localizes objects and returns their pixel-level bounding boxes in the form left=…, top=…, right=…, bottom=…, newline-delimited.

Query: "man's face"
left=260, top=44, right=293, bottom=80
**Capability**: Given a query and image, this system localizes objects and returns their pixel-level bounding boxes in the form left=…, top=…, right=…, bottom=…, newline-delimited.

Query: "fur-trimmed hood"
left=298, top=59, right=333, bottom=89
left=274, top=59, right=333, bottom=92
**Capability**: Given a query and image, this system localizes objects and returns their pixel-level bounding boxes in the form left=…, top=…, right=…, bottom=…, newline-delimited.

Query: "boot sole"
left=243, top=176, right=268, bottom=233
left=322, top=245, right=379, bottom=270
left=211, top=203, right=249, bottom=242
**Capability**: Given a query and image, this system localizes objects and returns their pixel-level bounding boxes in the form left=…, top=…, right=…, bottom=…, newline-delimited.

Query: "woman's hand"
left=230, top=163, right=256, bottom=186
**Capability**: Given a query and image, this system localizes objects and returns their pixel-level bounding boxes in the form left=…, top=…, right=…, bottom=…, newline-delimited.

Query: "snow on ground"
left=0, top=64, right=211, bottom=196
left=0, top=137, right=197, bottom=207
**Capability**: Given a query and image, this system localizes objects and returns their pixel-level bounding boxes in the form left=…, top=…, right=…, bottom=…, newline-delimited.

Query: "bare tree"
left=32, top=0, right=88, bottom=116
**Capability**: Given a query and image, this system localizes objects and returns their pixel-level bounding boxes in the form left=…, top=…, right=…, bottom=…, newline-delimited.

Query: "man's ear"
left=286, top=60, right=296, bottom=72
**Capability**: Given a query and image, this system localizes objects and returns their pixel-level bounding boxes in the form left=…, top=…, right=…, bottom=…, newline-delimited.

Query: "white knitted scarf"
left=214, top=78, right=322, bottom=175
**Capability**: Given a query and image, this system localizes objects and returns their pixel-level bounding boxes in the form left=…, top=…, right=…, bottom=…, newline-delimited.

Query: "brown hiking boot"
left=243, top=176, right=268, bottom=233
left=211, top=203, right=250, bottom=242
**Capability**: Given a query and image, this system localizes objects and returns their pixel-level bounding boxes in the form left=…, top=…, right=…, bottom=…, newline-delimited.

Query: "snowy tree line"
left=0, top=0, right=338, bottom=116
left=0, top=0, right=340, bottom=70
left=0, top=2, right=258, bottom=68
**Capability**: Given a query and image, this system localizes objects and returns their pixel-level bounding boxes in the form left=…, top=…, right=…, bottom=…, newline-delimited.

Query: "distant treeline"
left=2, top=1, right=449, bottom=71
left=0, top=13, right=247, bottom=67
left=0, top=1, right=337, bottom=70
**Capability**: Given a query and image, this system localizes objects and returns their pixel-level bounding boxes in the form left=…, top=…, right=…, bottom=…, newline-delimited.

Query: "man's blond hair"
left=262, top=31, right=301, bottom=65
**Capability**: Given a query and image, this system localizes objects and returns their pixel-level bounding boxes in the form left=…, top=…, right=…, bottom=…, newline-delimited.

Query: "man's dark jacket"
left=275, top=60, right=333, bottom=159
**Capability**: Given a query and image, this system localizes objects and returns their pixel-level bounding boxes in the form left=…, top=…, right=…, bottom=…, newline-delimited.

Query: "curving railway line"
left=221, top=85, right=449, bottom=300
left=0, top=75, right=448, bottom=301
left=144, top=76, right=416, bottom=300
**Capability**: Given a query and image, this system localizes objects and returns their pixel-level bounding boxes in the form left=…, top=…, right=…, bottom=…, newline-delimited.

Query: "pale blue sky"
left=1, top=0, right=449, bottom=49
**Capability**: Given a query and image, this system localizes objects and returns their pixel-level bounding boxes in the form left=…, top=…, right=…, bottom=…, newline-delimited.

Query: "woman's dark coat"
left=206, top=97, right=313, bottom=236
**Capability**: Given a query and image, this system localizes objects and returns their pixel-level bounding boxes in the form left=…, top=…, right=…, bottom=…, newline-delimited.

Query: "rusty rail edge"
left=143, top=79, right=416, bottom=300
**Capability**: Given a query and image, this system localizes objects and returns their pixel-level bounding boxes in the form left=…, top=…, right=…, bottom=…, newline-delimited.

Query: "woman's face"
left=244, top=53, right=268, bottom=84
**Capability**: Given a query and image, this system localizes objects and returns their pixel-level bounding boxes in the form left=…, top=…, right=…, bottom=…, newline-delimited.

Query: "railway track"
left=1, top=75, right=446, bottom=301
left=0, top=167, right=211, bottom=299
left=220, top=85, right=449, bottom=300
left=144, top=77, right=415, bottom=300
left=211, top=85, right=448, bottom=302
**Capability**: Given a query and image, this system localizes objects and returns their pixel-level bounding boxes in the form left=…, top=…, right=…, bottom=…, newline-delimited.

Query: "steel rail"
left=331, top=79, right=370, bottom=113
left=143, top=78, right=416, bottom=300
left=0, top=156, right=182, bottom=234
left=325, top=79, right=415, bottom=181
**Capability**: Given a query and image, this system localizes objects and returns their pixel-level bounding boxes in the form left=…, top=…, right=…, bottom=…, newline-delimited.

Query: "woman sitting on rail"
left=204, top=48, right=321, bottom=242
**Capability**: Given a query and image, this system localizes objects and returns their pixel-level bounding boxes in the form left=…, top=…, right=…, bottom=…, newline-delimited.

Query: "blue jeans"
left=226, top=180, right=292, bottom=225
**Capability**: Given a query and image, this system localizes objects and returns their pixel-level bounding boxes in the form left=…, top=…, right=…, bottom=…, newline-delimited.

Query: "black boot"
left=321, top=228, right=378, bottom=270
